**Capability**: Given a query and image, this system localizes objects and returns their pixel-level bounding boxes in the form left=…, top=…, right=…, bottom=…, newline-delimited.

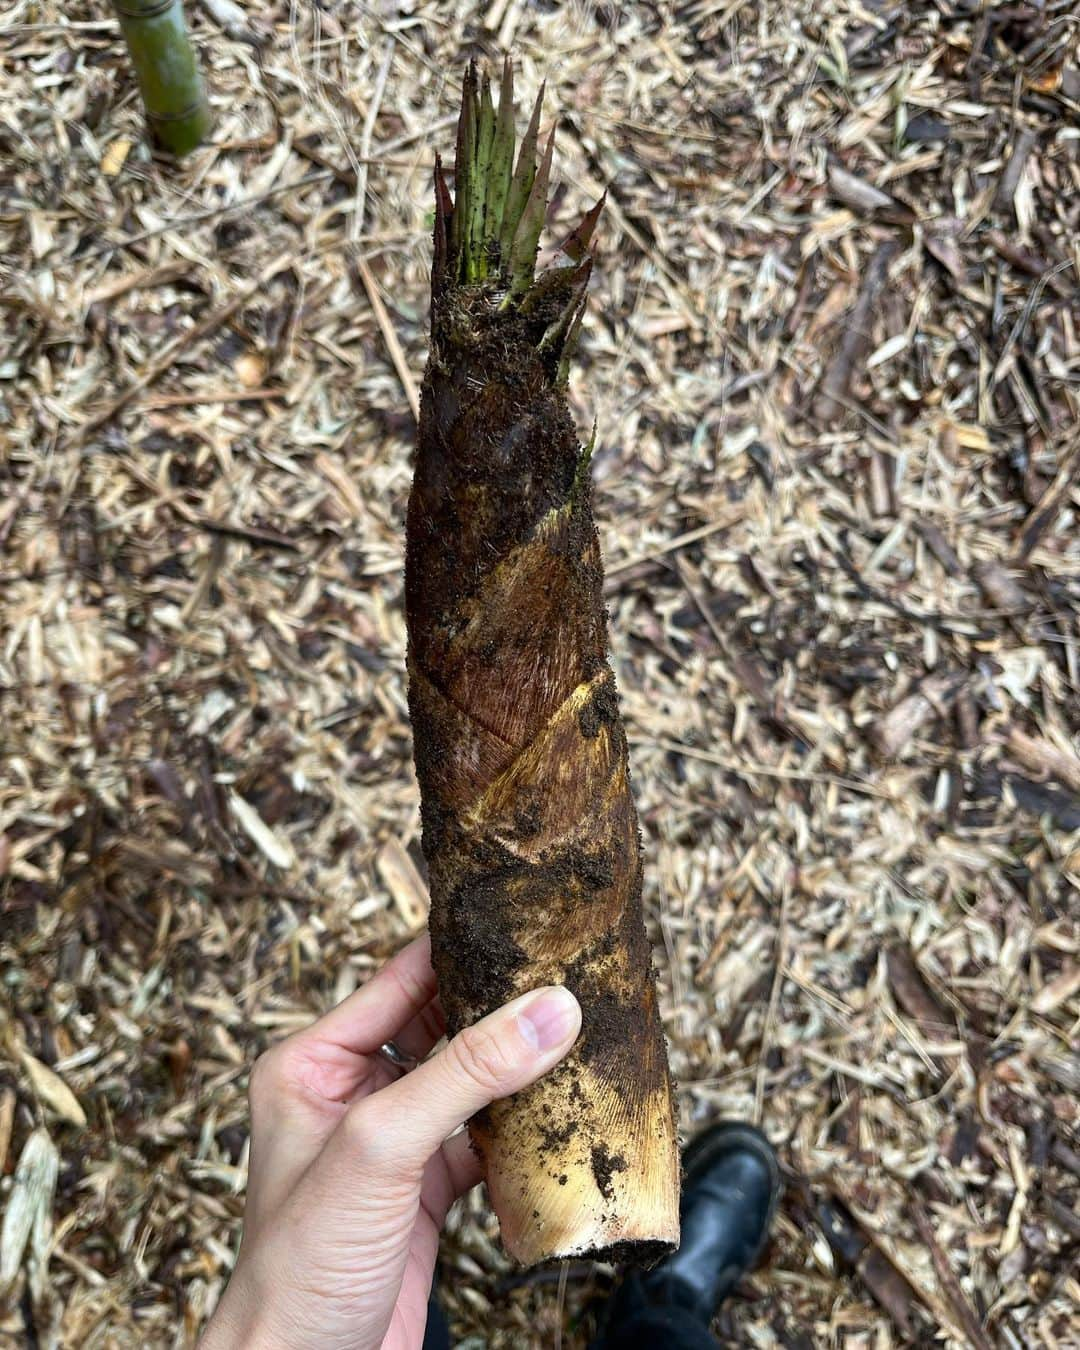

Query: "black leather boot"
left=595, top=1122, right=780, bottom=1346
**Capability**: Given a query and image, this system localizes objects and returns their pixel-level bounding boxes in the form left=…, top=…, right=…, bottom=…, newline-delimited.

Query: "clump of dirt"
left=511, top=794, right=543, bottom=838
left=577, top=676, right=620, bottom=739
left=565, top=843, right=615, bottom=891
left=431, top=854, right=529, bottom=1021
left=576, top=985, right=659, bottom=1089
left=563, top=904, right=667, bottom=1102
left=588, top=1238, right=674, bottom=1269
left=537, top=1117, right=579, bottom=1153
left=590, top=1144, right=627, bottom=1200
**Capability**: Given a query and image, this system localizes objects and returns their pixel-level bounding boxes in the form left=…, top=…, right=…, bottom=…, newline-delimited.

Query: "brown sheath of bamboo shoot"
left=404, top=62, right=680, bottom=1266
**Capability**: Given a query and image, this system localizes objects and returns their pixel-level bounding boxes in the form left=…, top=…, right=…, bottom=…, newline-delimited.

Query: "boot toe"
left=640, top=1122, right=780, bottom=1319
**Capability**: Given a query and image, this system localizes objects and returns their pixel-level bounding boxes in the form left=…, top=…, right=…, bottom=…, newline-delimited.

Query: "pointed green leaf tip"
left=499, top=80, right=543, bottom=263
left=468, top=74, right=495, bottom=281
left=485, top=58, right=515, bottom=258
left=507, top=125, right=554, bottom=301
left=439, top=59, right=604, bottom=339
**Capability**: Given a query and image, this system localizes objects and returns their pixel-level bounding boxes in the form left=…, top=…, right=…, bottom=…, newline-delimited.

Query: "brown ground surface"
left=2, top=1, right=1079, bottom=1346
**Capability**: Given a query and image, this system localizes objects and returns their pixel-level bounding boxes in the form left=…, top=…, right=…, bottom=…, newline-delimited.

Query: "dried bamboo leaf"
left=20, top=1052, right=87, bottom=1128
left=0, top=1128, right=59, bottom=1296
left=228, top=791, right=296, bottom=869
left=376, top=838, right=430, bottom=931
left=828, top=164, right=915, bottom=224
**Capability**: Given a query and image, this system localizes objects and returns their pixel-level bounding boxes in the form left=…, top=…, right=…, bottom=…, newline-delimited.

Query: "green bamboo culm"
left=111, top=0, right=211, bottom=156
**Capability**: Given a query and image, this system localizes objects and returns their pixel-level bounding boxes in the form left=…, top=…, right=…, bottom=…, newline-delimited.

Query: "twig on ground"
left=814, top=240, right=899, bottom=422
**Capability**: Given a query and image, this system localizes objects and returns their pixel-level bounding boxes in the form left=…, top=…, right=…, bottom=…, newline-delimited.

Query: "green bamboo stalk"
left=111, top=0, right=211, bottom=156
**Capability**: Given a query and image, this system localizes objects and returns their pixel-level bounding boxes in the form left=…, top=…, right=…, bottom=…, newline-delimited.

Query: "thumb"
left=347, top=985, right=581, bottom=1174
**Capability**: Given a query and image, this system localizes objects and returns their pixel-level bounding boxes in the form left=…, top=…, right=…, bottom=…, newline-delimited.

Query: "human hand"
left=200, top=933, right=581, bottom=1350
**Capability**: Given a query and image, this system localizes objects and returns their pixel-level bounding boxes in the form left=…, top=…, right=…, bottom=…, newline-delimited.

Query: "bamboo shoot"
left=405, top=62, right=680, bottom=1266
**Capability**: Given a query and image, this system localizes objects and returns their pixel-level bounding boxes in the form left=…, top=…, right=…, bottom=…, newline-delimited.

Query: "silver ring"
left=379, top=1041, right=418, bottom=1070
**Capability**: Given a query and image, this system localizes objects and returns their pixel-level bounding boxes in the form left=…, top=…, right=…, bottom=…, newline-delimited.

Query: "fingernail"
left=517, top=986, right=581, bottom=1054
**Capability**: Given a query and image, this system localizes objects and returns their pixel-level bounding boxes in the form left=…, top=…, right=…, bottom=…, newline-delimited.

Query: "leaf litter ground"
left=1, top=0, right=1078, bottom=1345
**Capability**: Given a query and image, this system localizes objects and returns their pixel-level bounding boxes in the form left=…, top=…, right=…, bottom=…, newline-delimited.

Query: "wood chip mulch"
left=2, top=1, right=1078, bottom=1345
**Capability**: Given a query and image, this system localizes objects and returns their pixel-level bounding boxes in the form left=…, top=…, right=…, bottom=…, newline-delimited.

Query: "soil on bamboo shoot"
left=405, top=62, right=680, bottom=1266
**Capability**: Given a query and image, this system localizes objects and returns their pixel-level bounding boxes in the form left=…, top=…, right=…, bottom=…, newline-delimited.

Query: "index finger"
left=307, top=931, right=439, bottom=1057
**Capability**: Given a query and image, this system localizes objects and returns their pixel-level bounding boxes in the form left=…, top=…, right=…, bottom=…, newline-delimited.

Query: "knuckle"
left=247, top=1048, right=280, bottom=1106
left=451, top=1022, right=514, bottom=1096
left=341, top=1096, right=372, bottom=1150
left=340, top=1100, right=400, bottom=1171
left=248, top=1039, right=299, bottom=1106
left=388, top=960, right=430, bottom=1014
left=344, top=1096, right=380, bottom=1150
left=340, top=1099, right=375, bottom=1152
